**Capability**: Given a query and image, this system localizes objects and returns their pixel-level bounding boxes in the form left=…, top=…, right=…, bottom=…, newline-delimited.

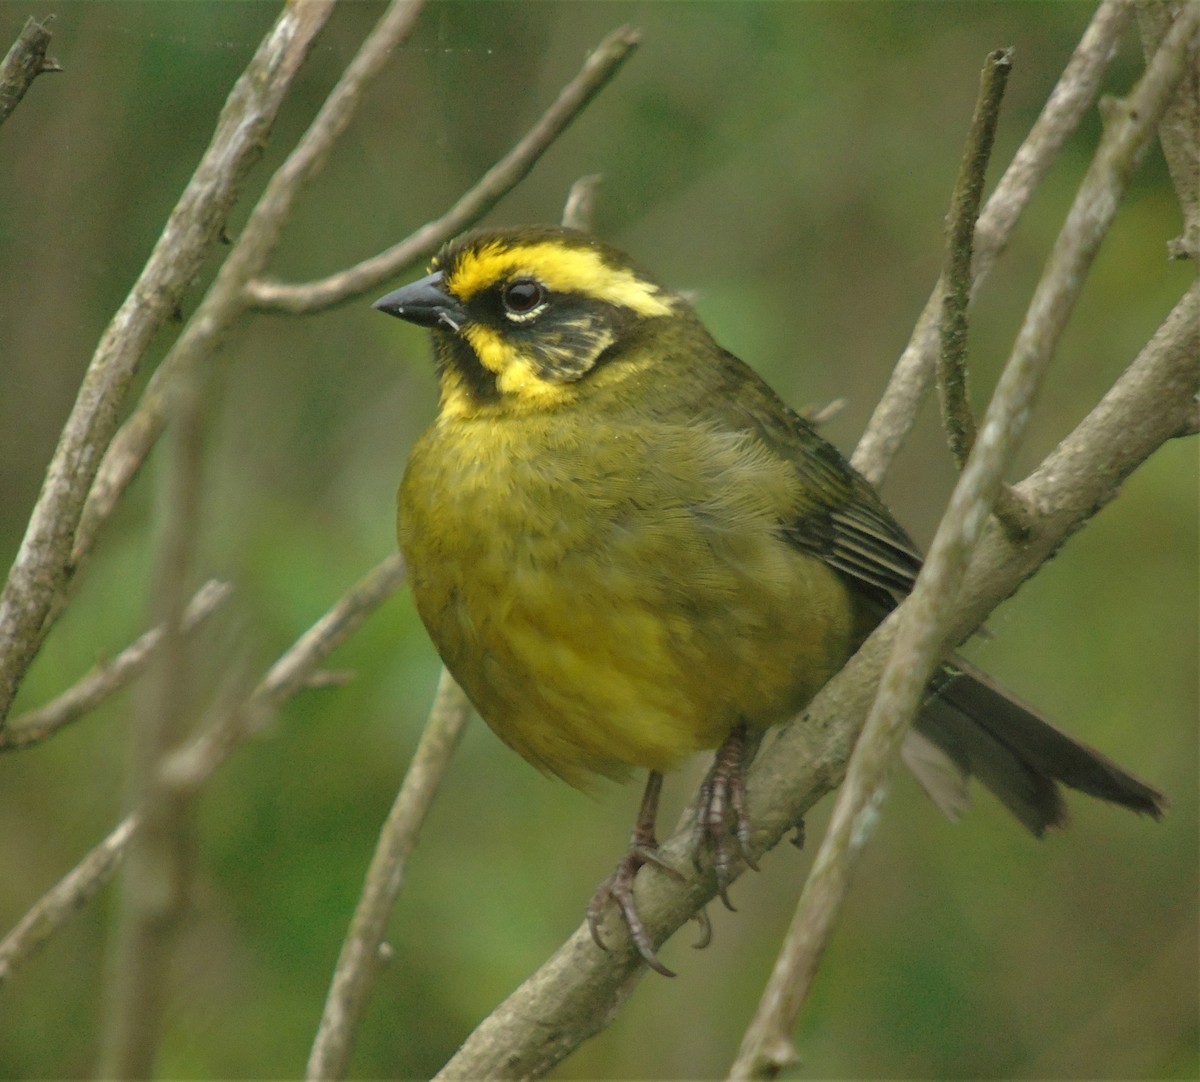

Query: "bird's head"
left=374, top=226, right=685, bottom=417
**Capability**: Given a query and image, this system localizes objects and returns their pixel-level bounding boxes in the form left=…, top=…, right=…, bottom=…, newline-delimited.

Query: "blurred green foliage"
left=0, top=2, right=1195, bottom=1079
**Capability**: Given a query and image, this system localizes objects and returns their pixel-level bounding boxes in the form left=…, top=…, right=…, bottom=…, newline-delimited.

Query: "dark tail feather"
left=910, top=657, right=1166, bottom=836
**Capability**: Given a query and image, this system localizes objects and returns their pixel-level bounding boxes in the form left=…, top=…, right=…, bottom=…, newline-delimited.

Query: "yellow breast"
left=398, top=409, right=856, bottom=787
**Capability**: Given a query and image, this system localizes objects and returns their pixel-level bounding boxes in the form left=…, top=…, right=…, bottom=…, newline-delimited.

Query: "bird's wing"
left=713, top=350, right=924, bottom=605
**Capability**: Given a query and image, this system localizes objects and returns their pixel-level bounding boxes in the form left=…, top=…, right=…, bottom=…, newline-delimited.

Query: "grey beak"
left=373, top=271, right=467, bottom=332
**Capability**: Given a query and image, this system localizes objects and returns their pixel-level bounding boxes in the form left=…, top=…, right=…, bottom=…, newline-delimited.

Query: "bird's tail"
left=904, top=657, right=1166, bottom=835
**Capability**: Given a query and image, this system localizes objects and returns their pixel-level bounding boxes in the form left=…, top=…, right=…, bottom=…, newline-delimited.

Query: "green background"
left=0, top=2, right=1195, bottom=1078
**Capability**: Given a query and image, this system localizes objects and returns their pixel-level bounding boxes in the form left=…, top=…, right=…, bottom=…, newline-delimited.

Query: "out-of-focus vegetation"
left=0, top=2, right=1195, bottom=1078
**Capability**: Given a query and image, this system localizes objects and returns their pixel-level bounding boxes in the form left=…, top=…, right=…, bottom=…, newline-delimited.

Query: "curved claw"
left=587, top=847, right=677, bottom=978
left=586, top=771, right=678, bottom=977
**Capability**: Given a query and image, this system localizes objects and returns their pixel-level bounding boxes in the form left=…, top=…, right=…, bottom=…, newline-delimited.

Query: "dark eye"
left=502, top=278, right=545, bottom=317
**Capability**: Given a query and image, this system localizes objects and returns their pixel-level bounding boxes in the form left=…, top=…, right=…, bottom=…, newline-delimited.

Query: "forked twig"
left=730, top=10, right=1200, bottom=1077
left=0, top=554, right=406, bottom=991
left=852, top=0, right=1136, bottom=485
left=0, top=0, right=337, bottom=725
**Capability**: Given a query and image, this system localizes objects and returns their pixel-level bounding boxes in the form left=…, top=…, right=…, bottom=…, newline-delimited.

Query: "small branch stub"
left=0, top=16, right=62, bottom=128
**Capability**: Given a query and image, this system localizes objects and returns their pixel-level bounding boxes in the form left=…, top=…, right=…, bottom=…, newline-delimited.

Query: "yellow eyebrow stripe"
left=447, top=241, right=674, bottom=318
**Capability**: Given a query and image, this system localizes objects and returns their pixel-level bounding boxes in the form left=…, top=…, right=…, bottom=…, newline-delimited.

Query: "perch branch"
left=433, top=273, right=1198, bottom=1082
left=730, top=11, right=1200, bottom=1074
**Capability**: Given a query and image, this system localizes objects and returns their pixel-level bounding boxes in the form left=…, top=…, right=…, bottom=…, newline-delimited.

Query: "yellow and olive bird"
left=375, top=225, right=1164, bottom=975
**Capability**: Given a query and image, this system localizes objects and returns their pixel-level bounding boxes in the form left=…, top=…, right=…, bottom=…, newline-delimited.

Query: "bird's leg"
left=694, top=721, right=759, bottom=909
left=587, top=770, right=682, bottom=977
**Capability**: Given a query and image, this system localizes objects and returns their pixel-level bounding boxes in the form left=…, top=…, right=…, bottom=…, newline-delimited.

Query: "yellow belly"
left=399, top=412, right=856, bottom=787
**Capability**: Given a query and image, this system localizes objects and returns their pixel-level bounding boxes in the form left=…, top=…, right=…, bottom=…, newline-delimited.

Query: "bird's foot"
left=587, top=838, right=681, bottom=977
left=586, top=770, right=680, bottom=976
left=693, top=722, right=759, bottom=910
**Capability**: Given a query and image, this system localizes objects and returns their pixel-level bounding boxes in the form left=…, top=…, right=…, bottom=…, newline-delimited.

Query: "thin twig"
left=72, top=0, right=425, bottom=573
left=166, top=553, right=407, bottom=791
left=0, top=815, right=138, bottom=989
left=0, top=15, right=61, bottom=127
left=244, top=26, right=641, bottom=314
left=307, top=669, right=471, bottom=1081
left=0, top=579, right=230, bottom=751
left=939, top=48, right=1012, bottom=471
left=0, top=0, right=337, bottom=726
left=0, top=554, right=406, bottom=992
left=729, top=12, right=1199, bottom=1076
left=1136, top=1, right=1200, bottom=260
left=937, top=48, right=1031, bottom=538
left=851, top=0, right=1136, bottom=486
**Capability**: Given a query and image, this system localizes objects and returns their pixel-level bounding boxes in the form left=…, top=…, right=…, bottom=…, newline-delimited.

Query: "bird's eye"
left=501, top=278, right=546, bottom=318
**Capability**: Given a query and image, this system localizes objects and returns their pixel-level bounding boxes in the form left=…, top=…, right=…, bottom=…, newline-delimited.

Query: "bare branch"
left=1137, top=0, right=1200, bottom=259
left=0, top=554, right=406, bottom=991
left=166, top=553, right=407, bottom=790
left=0, top=579, right=230, bottom=751
left=429, top=13, right=1200, bottom=1072
left=939, top=48, right=1012, bottom=471
left=937, top=48, right=1032, bottom=540
left=73, top=0, right=425, bottom=574
left=243, top=26, right=641, bottom=315
left=0, top=15, right=61, bottom=127
left=0, top=0, right=337, bottom=725
left=730, top=12, right=1200, bottom=1074
left=307, top=669, right=471, bottom=1081
left=0, top=816, right=138, bottom=989
left=852, top=0, right=1136, bottom=485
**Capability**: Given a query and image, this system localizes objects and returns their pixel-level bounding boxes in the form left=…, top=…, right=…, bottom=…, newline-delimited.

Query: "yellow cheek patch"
left=459, top=324, right=576, bottom=409
left=449, top=241, right=674, bottom=318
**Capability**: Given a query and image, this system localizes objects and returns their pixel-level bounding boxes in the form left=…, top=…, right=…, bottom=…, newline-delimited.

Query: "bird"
left=373, top=224, right=1165, bottom=976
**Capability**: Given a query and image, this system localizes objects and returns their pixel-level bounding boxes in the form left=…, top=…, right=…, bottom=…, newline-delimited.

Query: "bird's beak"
left=373, top=271, right=468, bottom=333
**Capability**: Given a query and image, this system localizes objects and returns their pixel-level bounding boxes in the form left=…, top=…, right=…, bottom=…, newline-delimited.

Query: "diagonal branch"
left=1136, top=0, right=1200, bottom=259
left=0, top=553, right=406, bottom=991
left=306, top=669, right=471, bottom=1081
left=0, top=0, right=337, bottom=725
left=852, top=0, right=1136, bottom=485
left=730, top=11, right=1200, bottom=1076
left=72, top=0, right=426, bottom=574
left=0, top=579, right=230, bottom=752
